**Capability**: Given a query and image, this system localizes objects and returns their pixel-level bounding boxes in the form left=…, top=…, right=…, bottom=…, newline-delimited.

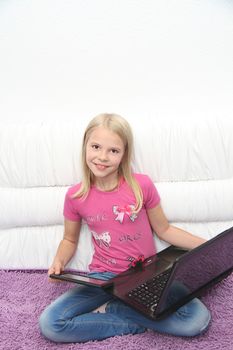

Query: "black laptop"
left=50, top=226, right=233, bottom=320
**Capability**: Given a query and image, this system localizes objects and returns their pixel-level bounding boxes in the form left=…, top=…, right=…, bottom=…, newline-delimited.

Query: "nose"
left=98, top=150, right=108, bottom=162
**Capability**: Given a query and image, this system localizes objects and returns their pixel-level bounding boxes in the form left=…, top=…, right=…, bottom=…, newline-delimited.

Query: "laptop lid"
left=155, top=226, right=233, bottom=318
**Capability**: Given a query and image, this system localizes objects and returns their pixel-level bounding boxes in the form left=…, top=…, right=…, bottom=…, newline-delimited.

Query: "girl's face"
left=86, top=126, right=125, bottom=187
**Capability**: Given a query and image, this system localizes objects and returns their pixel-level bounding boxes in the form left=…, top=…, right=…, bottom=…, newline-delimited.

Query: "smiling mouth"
left=95, top=163, right=109, bottom=170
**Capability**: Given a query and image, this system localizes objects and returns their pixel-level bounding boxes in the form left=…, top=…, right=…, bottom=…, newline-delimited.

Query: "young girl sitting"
left=39, top=113, right=211, bottom=343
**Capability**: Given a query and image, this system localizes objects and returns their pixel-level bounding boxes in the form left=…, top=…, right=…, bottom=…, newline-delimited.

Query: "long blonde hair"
left=74, top=113, right=143, bottom=212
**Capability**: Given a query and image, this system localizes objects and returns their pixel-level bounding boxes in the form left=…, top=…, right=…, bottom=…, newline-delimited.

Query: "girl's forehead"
left=88, top=126, right=124, bottom=145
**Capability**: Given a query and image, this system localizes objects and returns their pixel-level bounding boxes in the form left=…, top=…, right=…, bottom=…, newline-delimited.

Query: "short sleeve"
left=139, top=174, right=160, bottom=209
left=63, top=189, right=81, bottom=222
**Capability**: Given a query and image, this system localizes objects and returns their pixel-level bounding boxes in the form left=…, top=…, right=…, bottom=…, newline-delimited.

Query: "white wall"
left=0, top=0, right=233, bottom=123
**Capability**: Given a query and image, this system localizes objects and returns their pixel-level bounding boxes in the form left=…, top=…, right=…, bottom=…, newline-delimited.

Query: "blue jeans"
left=39, top=272, right=211, bottom=343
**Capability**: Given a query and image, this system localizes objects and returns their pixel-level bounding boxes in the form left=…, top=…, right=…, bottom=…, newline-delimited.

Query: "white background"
left=0, top=0, right=233, bottom=123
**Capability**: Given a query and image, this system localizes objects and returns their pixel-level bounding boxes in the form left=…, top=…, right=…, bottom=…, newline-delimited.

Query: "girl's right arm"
left=48, top=219, right=81, bottom=278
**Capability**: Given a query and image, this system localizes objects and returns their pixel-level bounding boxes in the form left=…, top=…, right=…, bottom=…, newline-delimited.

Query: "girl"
left=39, top=113, right=211, bottom=343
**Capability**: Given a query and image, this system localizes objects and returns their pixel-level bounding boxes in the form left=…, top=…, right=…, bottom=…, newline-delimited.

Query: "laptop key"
left=126, top=270, right=170, bottom=313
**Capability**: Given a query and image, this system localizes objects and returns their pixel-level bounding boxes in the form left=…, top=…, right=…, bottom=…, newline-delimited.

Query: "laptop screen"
left=157, top=228, right=233, bottom=316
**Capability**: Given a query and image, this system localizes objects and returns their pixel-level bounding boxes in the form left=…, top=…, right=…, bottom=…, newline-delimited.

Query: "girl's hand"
left=48, top=261, right=64, bottom=282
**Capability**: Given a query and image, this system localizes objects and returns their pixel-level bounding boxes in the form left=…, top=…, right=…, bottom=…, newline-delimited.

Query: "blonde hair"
left=74, top=113, right=143, bottom=212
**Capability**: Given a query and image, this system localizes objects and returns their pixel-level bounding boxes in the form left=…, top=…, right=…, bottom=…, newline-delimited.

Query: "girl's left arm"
left=147, top=204, right=206, bottom=250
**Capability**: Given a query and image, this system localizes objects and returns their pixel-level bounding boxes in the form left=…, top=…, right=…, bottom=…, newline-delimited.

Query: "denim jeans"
left=39, top=272, right=211, bottom=343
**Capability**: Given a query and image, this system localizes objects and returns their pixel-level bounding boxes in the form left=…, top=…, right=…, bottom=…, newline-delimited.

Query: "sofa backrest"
left=0, top=116, right=232, bottom=269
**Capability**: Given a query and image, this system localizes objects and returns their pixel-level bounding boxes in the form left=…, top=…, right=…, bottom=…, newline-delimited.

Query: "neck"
left=94, top=176, right=120, bottom=192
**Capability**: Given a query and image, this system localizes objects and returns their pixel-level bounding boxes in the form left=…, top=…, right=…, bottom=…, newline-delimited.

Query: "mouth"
left=94, top=163, right=109, bottom=171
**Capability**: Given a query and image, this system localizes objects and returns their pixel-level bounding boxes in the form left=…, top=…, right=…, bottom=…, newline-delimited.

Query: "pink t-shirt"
left=63, top=173, right=160, bottom=273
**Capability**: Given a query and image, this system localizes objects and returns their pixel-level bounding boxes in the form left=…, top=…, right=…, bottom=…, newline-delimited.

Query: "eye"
left=91, top=144, right=100, bottom=150
left=111, top=148, right=119, bottom=154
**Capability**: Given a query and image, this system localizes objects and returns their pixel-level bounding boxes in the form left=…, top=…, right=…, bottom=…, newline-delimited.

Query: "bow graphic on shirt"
left=128, top=255, right=145, bottom=269
left=113, top=204, right=137, bottom=224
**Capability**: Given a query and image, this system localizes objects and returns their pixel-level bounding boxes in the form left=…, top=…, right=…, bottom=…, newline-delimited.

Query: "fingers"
left=48, top=263, right=64, bottom=282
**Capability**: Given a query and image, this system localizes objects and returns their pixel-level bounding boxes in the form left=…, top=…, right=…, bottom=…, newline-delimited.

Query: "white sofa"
left=0, top=116, right=233, bottom=270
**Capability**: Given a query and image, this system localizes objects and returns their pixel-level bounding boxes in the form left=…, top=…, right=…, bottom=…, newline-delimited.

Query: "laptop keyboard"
left=126, top=270, right=170, bottom=313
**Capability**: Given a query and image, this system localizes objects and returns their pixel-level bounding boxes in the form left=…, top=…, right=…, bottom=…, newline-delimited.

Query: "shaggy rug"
left=0, top=270, right=233, bottom=350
